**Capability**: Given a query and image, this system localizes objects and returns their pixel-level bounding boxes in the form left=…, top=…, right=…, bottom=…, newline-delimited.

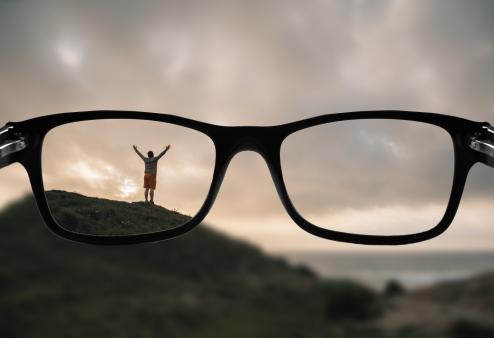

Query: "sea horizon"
left=279, top=250, right=494, bottom=291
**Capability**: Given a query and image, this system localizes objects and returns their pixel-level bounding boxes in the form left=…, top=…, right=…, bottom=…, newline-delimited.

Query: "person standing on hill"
left=133, top=144, right=171, bottom=204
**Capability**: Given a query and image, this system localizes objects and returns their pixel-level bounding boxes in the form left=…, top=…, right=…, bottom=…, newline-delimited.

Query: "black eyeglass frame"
left=1, top=110, right=492, bottom=245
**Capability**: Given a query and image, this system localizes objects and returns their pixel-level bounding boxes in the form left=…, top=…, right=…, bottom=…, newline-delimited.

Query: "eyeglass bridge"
left=469, top=123, right=494, bottom=168
left=0, top=124, right=28, bottom=169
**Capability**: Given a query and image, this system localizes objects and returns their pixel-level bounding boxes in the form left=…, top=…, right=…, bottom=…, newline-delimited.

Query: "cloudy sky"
left=0, top=0, right=493, bottom=252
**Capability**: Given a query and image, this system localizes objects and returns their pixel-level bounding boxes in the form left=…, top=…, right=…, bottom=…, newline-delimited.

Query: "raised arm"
left=133, top=145, right=145, bottom=160
left=157, top=144, right=171, bottom=159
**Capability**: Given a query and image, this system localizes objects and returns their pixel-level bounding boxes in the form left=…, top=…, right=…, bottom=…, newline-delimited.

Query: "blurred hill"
left=0, top=192, right=380, bottom=338
left=376, top=273, right=494, bottom=337
left=412, top=272, right=494, bottom=310
left=1, top=191, right=494, bottom=338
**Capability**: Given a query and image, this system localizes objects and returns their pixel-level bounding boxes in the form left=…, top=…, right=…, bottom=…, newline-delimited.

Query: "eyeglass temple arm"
left=469, top=123, right=494, bottom=169
left=0, top=124, right=28, bottom=170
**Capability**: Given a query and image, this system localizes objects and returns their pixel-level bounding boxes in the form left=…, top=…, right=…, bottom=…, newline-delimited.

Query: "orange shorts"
left=143, top=172, right=157, bottom=189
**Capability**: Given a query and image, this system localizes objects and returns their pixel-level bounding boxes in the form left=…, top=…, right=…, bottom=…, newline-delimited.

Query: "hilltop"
left=45, top=189, right=191, bottom=235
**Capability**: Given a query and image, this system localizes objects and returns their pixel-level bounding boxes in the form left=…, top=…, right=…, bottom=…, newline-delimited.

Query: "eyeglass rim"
left=6, top=110, right=487, bottom=245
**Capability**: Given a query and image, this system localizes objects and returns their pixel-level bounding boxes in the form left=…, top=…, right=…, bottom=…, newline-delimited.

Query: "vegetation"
left=383, top=279, right=405, bottom=298
left=0, top=192, right=381, bottom=338
left=447, top=320, right=494, bottom=338
left=1, top=191, right=494, bottom=337
left=45, top=190, right=190, bottom=235
left=323, top=280, right=382, bottom=321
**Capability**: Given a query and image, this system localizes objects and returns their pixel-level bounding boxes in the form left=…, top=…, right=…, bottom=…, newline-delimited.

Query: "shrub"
left=384, top=279, right=405, bottom=297
left=323, top=281, right=381, bottom=322
left=447, top=319, right=494, bottom=338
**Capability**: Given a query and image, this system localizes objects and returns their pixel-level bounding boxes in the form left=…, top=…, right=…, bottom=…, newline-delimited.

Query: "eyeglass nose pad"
left=260, top=150, right=304, bottom=225
left=201, top=146, right=277, bottom=209
left=193, top=147, right=237, bottom=220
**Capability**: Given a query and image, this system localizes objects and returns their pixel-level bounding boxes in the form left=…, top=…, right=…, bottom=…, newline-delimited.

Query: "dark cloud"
left=411, top=0, right=494, bottom=119
left=0, top=0, right=357, bottom=122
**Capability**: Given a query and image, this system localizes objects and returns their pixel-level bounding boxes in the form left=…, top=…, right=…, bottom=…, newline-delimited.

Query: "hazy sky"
left=0, top=0, right=493, bottom=251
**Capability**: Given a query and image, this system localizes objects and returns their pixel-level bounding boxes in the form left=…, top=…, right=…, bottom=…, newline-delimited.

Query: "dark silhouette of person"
left=133, top=144, right=171, bottom=204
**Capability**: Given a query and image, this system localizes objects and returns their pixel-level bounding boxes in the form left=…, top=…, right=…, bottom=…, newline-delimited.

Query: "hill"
left=413, top=272, right=494, bottom=309
left=1, top=191, right=494, bottom=338
left=0, top=192, right=381, bottom=338
left=44, top=190, right=191, bottom=235
left=376, top=272, right=494, bottom=337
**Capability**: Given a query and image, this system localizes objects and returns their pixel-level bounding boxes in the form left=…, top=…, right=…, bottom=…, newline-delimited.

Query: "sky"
left=0, top=0, right=493, bottom=252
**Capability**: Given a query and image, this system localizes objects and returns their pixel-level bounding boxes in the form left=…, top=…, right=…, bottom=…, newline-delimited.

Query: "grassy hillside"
left=1, top=191, right=494, bottom=338
left=45, top=190, right=190, bottom=235
left=0, top=192, right=381, bottom=338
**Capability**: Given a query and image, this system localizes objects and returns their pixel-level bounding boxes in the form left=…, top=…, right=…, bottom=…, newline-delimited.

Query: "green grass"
left=45, top=190, right=190, bottom=235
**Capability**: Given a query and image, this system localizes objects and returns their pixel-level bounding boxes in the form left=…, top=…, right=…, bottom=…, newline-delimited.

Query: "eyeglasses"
left=1, top=110, right=492, bottom=245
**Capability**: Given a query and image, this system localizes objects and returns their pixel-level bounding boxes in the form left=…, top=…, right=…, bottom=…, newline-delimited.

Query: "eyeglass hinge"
left=469, top=123, right=494, bottom=168
left=0, top=124, right=28, bottom=162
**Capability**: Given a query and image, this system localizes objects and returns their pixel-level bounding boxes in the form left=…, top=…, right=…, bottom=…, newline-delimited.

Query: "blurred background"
left=1, top=0, right=494, bottom=337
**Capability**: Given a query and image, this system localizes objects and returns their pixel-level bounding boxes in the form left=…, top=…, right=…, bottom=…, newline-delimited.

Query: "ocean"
left=282, top=251, right=494, bottom=291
